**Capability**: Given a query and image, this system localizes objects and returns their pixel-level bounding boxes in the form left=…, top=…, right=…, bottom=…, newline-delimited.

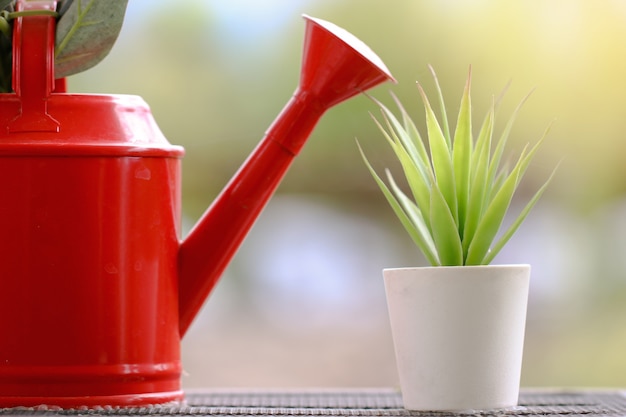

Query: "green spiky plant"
left=359, top=67, right=556, bottom=266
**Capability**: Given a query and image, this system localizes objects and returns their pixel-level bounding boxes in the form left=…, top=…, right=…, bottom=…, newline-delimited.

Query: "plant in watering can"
left=0, top=0, right=129, bottom=91
left=359, top=66, right=557, bottom=411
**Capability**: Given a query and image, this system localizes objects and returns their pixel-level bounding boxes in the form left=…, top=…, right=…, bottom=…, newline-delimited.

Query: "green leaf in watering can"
left=0, top=1, right=13, bottom=12
left=57, top=0, right=74, bottom=16
left=0, top=1, right=13, bottom=93
left=0, top=34, right=9, bottom=92
left=55, top=0, right=129, bottom=78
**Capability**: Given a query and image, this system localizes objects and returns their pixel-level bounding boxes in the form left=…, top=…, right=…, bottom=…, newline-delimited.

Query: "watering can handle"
left=8, top=0, right=61, bottom=133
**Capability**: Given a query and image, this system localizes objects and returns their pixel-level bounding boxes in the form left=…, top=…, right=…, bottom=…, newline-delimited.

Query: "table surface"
left=1, top=388, right=626, bottom=416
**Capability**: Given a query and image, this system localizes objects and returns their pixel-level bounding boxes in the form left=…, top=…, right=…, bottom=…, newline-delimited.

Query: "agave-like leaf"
left=482, top=164, right=559, bottom=265
left=390, top=92, right=434, bottom=181
left=465, top=163, right=522, bottom=265
left=463, top=102, right=495, bottom=256
left=430, top=183, right=463, bottom=265
left=514, top=122, right=554, bottom=187
left=394, top=125, right=432, bottom=226
left=486, top=90, right=534, bottom=200
left=493, top=80, right=512, bottom=112
left=452, top=68, right=473, bottom=238
left=386, top=170, right=439, bottom=263
left=428, top=64, right=452, bottom=146
left=490, top=162, right=510, bottom=201
left=417, top=82, right=458, bottom=223
left=358, top=142, right=440, bottom=265
left=372, top=113, right=433, bottom=226
left=394, top=143, right=433, bottom=229
left=369, top=95, right=423, bottom=169
left=375, top=104, right=433, bottom=187
left=466, top=128, right=547, bottom=265
left=471, top=98, right=495, bottom=183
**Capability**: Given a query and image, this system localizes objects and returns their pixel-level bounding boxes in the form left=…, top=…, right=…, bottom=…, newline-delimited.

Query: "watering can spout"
left=177, top=15, right=395, bottom=337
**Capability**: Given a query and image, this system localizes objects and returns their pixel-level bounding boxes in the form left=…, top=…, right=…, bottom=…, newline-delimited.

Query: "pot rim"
left=383, top=264, right=530, bottom=273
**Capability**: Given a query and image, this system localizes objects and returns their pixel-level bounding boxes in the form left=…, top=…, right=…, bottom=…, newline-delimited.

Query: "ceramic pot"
left=383, top=265, right=530, bottom=411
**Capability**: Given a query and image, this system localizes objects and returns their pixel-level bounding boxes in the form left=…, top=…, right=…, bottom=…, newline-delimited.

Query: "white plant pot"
left=383, top=265, right=530, bottom=411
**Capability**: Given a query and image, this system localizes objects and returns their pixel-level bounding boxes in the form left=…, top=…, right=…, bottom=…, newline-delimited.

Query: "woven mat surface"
left=2, top=389, right=626, bottom=416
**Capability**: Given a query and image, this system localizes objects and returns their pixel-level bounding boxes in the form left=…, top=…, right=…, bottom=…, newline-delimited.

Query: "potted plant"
left=359, top=66, right=556, bottom=411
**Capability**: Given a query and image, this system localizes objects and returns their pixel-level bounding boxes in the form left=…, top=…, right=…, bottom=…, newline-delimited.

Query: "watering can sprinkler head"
left=177, top=14, right=395, bottom=336
left=300, top=14, right=395, bottom=107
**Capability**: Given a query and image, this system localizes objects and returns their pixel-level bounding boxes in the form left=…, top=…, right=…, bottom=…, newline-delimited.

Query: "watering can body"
left=0, top=96, right=185, bottom=405
left=0, top=0, right=394, bottom=408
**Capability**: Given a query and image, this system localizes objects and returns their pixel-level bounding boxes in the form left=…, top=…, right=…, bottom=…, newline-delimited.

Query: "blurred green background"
left=69, top=0, right=626, bottom=388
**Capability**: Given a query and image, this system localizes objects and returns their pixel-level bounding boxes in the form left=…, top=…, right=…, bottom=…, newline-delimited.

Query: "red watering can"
left=0, top=0, right=394, bottom=408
